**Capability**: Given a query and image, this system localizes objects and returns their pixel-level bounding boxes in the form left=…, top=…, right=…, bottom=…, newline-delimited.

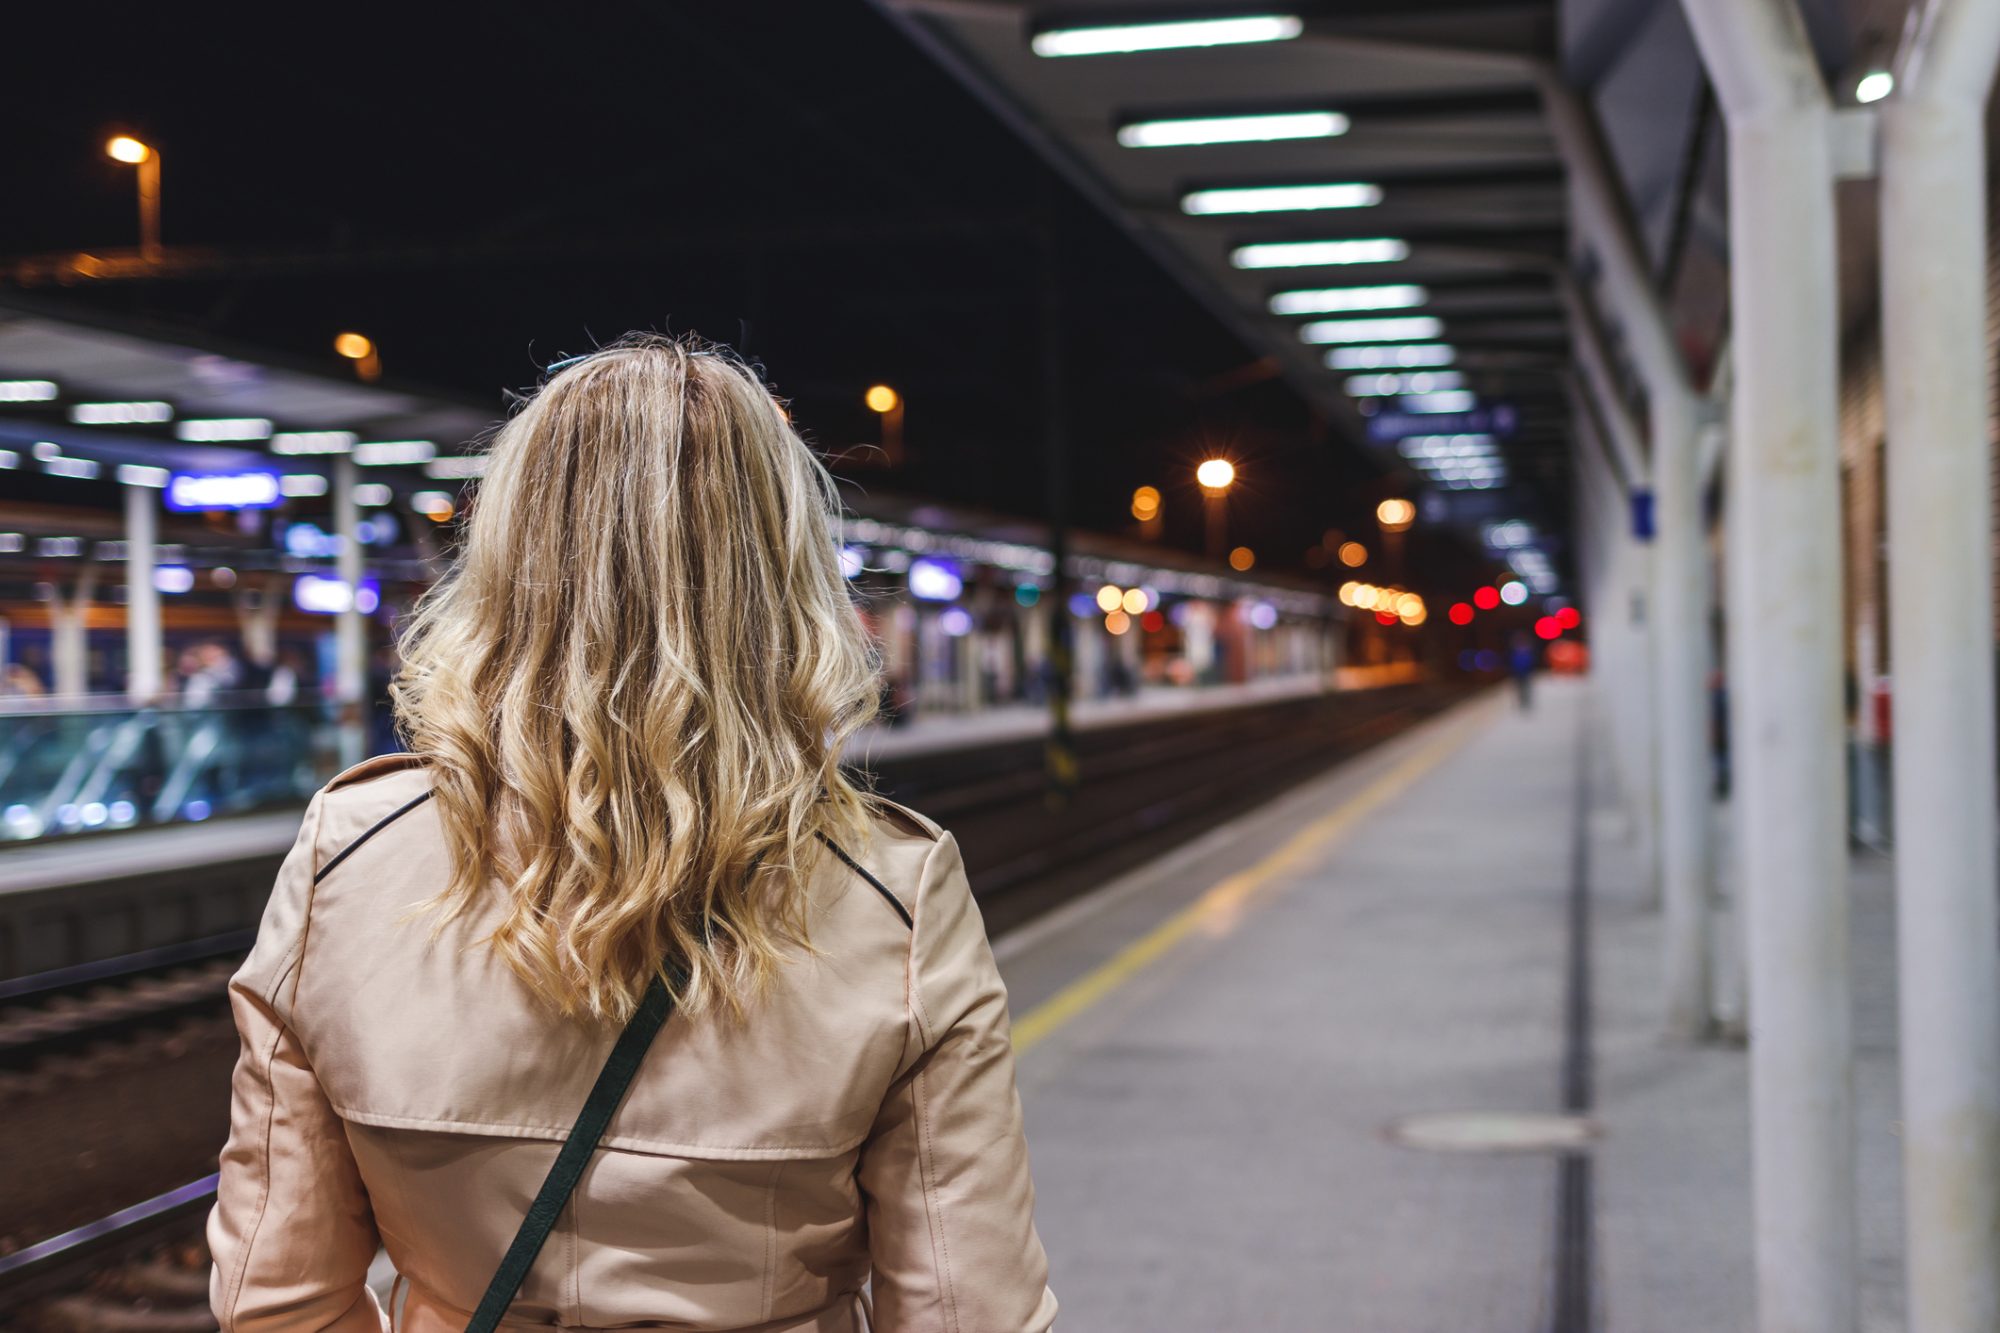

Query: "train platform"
left=1, top=670, right=1404, bottom=918
left=990, top=675, right=1907, bottom=1332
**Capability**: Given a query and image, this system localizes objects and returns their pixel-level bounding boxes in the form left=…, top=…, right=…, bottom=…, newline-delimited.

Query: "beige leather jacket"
left=208, top=756, right=1056, bottom=1332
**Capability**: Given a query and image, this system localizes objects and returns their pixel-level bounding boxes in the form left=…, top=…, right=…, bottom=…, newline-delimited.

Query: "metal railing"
left=0, top=694, right=339, bottom=842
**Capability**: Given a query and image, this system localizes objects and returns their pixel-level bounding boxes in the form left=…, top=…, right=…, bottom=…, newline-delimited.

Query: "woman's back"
left=210, top=756, right=1054, bottom=1331
left=206, top=339, right=1055, bottom=1331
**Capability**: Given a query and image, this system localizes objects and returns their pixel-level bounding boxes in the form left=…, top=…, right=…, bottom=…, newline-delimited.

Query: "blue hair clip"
left=545, top=353, right=590, bottom=374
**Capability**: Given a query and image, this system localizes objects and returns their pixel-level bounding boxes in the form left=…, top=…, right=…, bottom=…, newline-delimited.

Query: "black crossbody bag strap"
left=463, top=971, right=679, bottom=1333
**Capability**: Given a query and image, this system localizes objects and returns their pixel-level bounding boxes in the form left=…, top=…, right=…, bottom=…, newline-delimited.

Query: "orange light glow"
left=1338, top=540, right=1367, bottom=567
left=333, top=331, right=375, bottom=361
left=1196, top=458, right=1236, bottom=490
left=1105, top=609, right=1132, bottom=635
left=864, top=384, right=900, bottom=414
left=1228, top=546, right=1254, bottom=571
left=106, top=135, right=152, bottom=164
left=1096, top=584, right=1124, bottom=613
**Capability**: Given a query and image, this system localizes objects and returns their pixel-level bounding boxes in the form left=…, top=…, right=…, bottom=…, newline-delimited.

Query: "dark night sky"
left=7, top=2, right=1406, bottom=574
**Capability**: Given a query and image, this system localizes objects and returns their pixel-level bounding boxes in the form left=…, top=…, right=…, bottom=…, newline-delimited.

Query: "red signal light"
left=1375, top=610, right=1398, bottom=625
left=1555, top=606, right=1580, bottom=630
left=1535, top=615, right=1561, bottom=640
left=1448, top=602, right=1474, bottom=626
left=1473, top=586, right=1501, bottom=611
left=1141, top=609, right=1165, bottom=633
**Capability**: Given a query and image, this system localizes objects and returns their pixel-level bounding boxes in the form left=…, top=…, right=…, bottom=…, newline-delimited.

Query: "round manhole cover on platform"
left=1386, top=1111, right=1599, bottom=1154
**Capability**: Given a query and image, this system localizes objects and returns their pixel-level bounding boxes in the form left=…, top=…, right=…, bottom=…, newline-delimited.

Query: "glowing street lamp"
left=334, top=331, right=382, bottom=383
left=105, top=136, right=161, bottom=265
left=1376, top=497, right=1416, bottom=532
left=1196, top=458, right=1235, bottom=561
left=866, top=384, right=905, bottom=465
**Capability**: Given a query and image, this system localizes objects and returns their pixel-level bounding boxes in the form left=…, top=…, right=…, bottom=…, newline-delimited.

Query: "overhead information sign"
left=1367, top=403, right=1520, bottom=442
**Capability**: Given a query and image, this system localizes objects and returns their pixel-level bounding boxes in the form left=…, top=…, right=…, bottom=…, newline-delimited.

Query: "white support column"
left=1543, top=75, right=1713, bottom=1038
left=1571, top=382, right=1658, bottom=878
left=1880, top=4, right=2000, bottom=1327
left=333, top=455, right=367, bottom=767
left=124, top=481, right=162, bottom=703
left=1678, top=3, right=1855, bottom=1329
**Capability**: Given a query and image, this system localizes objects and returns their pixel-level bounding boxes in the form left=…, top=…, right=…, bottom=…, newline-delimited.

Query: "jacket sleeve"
left=208, top=793, right=387, bottom=1332
left=856, top=832, right=1058, bottom=1333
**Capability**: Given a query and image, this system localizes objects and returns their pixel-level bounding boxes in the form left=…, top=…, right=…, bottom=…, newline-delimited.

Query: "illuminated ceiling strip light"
left=175, top=417, right=274, bottom=442
left=271, top=430, right=357, bottom=455
left=70, top=400, right=172, bottom=425
left=352, top=482, right=394, bottom=506
left=1118, top=110, right=1346, bottom=148
left=1324, top=343, right=1456, bottom=369
left=0, top=379, right=59, bottom=402
left=1398, top=390, right=1479, bottom=413
left=0, top=450, right=17, bottom=469
left=1231, top=238, right=1408, bottom=268
left=1183, top=182, right=1381, bottom=215
left=279, top=474, right=329, bottom=497
left=1032, top=14, right=1303, bottom=57
left=424, top=455, right=489, bottom=479
left=1299, top=316, right=1443, bottom=344
left=43, top=455, right=100, bottom=479
left=1344, top=371, right=1464, bottom=397
left=352, top=439, right=436, bottom=466
left=115, top=463, right=170, bottom=487
left=1269, top=283, right=1426, bottom=315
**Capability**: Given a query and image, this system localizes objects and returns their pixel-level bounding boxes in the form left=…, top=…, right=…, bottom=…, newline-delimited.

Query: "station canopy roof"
left=0, top=297, right=497, bottom=480
left=877, top=0, right=1569, bottom=590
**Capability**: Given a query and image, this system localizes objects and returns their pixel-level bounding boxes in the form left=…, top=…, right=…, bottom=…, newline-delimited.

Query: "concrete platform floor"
left=993, top=675, right=1905, bottom=1332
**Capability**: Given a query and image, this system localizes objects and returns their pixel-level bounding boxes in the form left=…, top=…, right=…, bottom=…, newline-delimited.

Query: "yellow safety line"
left=1011, top=703, right=1492, bottom=1055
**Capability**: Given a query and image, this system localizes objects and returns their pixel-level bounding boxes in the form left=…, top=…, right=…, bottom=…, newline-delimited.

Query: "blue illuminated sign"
left=1366, top=403, right=1519, bottom=442
left=166, top=470, right=282, bottom=512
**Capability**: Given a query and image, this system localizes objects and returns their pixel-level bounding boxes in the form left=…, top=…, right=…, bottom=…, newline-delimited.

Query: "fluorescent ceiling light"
left=1344, top=371, right=1463, bottom=397
left=352, top=482, right=394, bottom=506
left=271, top=430, right=357, bottom=455
left=0, top=379, right=58, bottom=402
left=1399, top=390, right=1478, bottom=413
left=70, top=400, right=172, bottom=425
left=175, top=417, right=274, bottom=442
left=1325, top=343, right=1456, bottom=369
left=1119, top=110, right=1345, bottom=148
left=1032, top=14, right=1302, bottom=57
left=279, top=474, right=329, bottom=497
left=353, top=439, right=435, bottom=466
left=1183, top=182, right=1381, bottom=215
left=1299, top=316, right=1443, bottom=344
left=43, top=455, right=100, bottom=479
left=1855, top=70, right=1894, bottom=103
left=424, top=455, right=489, bottom=479
left=115, top=463, right=170, bottom=488
left=1231, top=238, right=1408, bottom=268
left=1269, top=283, right=1426, bottom=315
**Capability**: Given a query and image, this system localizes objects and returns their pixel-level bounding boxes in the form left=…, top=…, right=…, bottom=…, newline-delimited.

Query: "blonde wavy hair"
left=393, top=335, right=881, bottom=1020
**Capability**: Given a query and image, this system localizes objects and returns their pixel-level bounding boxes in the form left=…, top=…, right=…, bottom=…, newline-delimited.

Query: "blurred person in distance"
left=208, top=336, right=1056, bottom=1333
left=1509, top=631, right=1537, bottom=709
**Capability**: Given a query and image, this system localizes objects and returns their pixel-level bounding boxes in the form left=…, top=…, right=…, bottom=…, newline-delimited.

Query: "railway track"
left=0, top=679, right=1478, bottom=1328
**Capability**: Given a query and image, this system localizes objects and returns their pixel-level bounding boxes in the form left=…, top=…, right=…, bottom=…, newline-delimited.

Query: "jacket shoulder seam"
left=817, top=831, right=914, bottom=929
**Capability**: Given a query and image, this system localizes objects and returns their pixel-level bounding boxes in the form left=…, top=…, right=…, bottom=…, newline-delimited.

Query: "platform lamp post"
left=865, top=383, right=904, bottom=466
left=1196, top=457, right=1234, bottom=561
left=1376, top=496, right=1415, bottom=583
left=105, top=136, right=161, bottom=266
left=335, top=331, right=382, bottom=384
